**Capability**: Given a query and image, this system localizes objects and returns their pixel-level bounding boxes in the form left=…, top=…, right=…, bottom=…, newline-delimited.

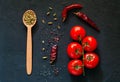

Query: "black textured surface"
left=0, top=0, right=120, bottom=82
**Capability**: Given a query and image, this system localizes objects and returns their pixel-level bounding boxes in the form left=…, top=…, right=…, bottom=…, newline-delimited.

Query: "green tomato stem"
left=80, top=41, right=85, bottom=76
left=82, top=47, right=85, bottom=76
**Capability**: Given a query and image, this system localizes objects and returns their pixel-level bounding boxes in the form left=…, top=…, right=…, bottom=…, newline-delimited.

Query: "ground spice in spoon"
left=23, top=10, right=37, bottom=25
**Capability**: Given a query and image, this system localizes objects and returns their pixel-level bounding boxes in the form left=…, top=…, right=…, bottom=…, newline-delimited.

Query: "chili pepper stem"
left=73, top=12, right=78, bottom=15
left=62, top=17, right=66, bottom=22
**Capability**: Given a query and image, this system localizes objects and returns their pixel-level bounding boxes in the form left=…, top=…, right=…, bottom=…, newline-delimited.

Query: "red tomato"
left=68, top=60, right=83, bottom=76
left=82, top=36, right=97, bottom=52
left=70, top=25, right=86, bottom=41
left=84, top=52, right=99, bottom=69
left=67, top=42, right=83, bottom=59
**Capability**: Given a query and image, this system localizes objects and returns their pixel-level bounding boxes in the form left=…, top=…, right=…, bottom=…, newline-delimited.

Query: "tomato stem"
left=78, top=36, right=81, bottom=42
left=82, top=47, right=85, bottom=76
left=79, top=41, right=85, bottom=76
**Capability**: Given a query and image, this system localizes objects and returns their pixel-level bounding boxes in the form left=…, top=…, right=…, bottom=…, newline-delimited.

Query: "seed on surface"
left=42, top=56, right=48, bottom=60
left=42, top=48, right=45, bottom=51
left=42, top=40, right=45, bottom=44
left=53, top=13, right=57, bottom=17
left=57, top=25, right=61, bottom=29
left=46, top=12, right=50, bottom=15
left=54, top=18, right=57, bottom=21
left=49, top=7, right=53, bottom=10
left=48, top=22, right=53, bottom=25
left=41, top=19, right=45, bottom=24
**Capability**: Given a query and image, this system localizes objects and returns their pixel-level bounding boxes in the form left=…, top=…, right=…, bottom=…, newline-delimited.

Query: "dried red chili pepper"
left=62, top=4, right=83, bottom=22
left=50, top=45, right=58, bottom=64
left=74, top=12, right=100, bottom=32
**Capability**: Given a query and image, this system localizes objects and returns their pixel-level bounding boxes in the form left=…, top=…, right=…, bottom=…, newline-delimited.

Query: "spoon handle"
left=26, top=27, right=32, bottom=75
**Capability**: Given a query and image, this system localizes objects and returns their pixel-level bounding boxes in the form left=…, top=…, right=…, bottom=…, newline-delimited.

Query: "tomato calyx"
left=73, top=65, right=82, bottom=70
left=82, top=42, right=90, bottom=48
left=87, top=55, right=93, bottom=61
left=75, top=48, right=82, bottom=55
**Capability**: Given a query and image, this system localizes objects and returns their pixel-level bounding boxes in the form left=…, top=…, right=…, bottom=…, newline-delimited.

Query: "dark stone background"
left=0, top=0, right=120, bottom=82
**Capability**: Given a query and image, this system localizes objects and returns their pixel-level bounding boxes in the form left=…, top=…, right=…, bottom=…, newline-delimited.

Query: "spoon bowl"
left=22, top=10, right=37, bottom=75
left=23, top=10, right=37, bottom=28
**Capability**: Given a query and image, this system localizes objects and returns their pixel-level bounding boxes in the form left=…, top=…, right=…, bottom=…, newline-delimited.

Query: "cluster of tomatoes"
left=67, top=25, right=99, bottom=76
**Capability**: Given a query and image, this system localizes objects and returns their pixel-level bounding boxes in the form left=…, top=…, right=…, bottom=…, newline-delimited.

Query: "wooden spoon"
left=22, top=10, right=37, bottom=75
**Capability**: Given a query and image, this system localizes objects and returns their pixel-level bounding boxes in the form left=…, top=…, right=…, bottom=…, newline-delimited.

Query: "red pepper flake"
left=53, top=67, right=59, bottom=75
left=50, top=45, right=58, bottom=64
left=53, top=37, right=60, bottom=42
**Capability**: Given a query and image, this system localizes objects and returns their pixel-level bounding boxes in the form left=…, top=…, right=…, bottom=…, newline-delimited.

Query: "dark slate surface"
left=0, top=0, right=120, bottom=82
